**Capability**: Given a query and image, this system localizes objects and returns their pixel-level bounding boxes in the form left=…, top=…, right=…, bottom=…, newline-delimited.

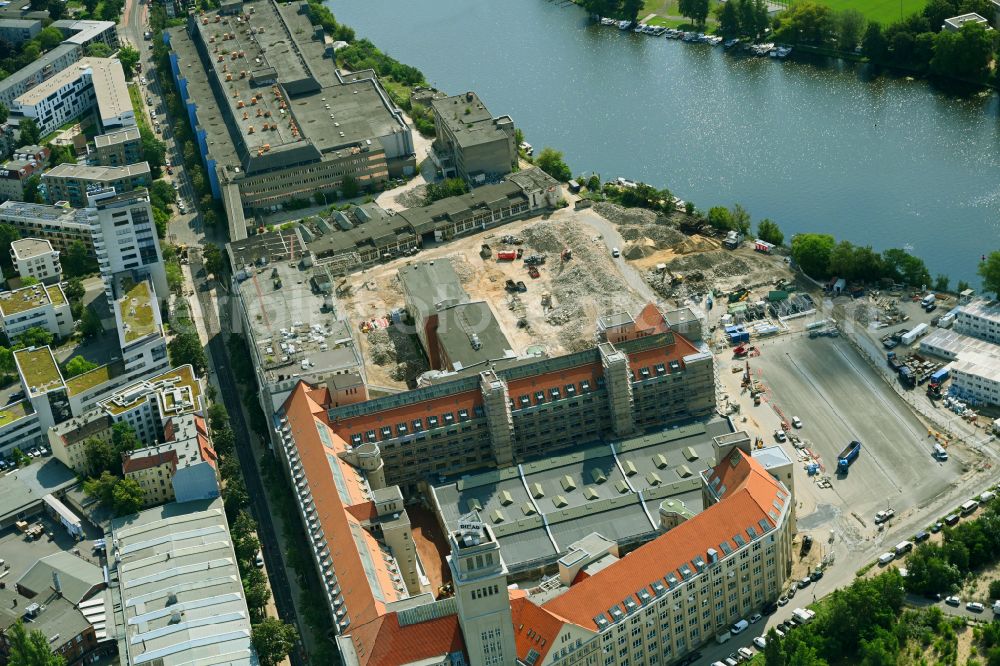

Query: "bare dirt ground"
left=338, top=212, right=650, bottom=389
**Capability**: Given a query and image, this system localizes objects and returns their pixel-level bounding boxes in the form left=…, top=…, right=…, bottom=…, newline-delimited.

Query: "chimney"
left=52, top=572, right=61, bottom=596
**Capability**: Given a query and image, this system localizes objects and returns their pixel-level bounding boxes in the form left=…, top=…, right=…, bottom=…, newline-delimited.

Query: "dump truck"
left=837, top=440, right=861, bottom=475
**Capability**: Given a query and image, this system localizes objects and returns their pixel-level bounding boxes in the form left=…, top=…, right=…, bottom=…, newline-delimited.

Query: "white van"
left=921, top=294, right=936, bottom=308
left=878, top=552, right=895, bottom=565
left=933, top=443, right=948, bottom=461
left=981, top=490, right=996, bottom=503
left=961, top=499, right=980, bottom=515
left=730, top=619, right=749, bottom=635
left=894, top=541, right=914, bottom=556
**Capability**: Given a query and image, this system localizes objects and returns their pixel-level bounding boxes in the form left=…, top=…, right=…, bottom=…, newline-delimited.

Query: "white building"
left=0, top=399, right=42, bottom=456
left=99, top=364, right=203, bottom=447
left=114, top=278, right=168, bottom=379
left=948, top=350, right=1000, bottom=407
left=955, top=300, right=1000, bottom=344
left=10, top=238, right=62, bottom=285
left=0, top=200, right=96, bottom=255
left=122, top=413, right=219, bottom=507
left=10, top=57, right=134, bottom=136
left=0, top=282, right=73, bottom=340
left=90, top=189, right=168, bottom=302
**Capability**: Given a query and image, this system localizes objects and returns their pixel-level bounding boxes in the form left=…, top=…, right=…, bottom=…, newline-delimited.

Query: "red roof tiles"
left=347, top=611, right=465, bottom=666
left=122, top=449, right=176, bottom=474
left=542, top=449, right=787, bottom=631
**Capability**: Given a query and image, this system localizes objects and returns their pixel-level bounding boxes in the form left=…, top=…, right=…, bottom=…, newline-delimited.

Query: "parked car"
left=774, top=429, right=787, bottom=442
left=791, top=416, right=803, bottom=428
left=797, top=577, right=812, bottom=589
left=738, top=647, right=754, bottom=660
left=810, top=569, right=824, bottom=582
left=749, top=613, right=762, bottom=624
left=254, top=551, right=264, bottom=568
left=753, top=636, right=767, bottom=650
left=777, top=596, right=789, bottom=606
left=878, top=552, right=895, bottom=565
left=967, top=602, right=985, bottom=613
left=945, top=596, right=961, bottom=607
left=611, top=247, right=620, bottom=258
left=874, top=508, right=895, bottom=524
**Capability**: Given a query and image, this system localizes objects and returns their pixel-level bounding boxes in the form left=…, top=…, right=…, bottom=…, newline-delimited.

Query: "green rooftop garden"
left=0, top=401, right=32, bottom=428
left=45, top=284, right=66, bottom=307
left=119, top=280, right=158, bottom=343
left=65, top=363, right=114, bottom=397
left=14, top=348, right=63, bottom=395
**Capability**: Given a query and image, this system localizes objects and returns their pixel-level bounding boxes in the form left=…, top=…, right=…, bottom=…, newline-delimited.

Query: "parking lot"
left=753, top=334, right=963, bottom=533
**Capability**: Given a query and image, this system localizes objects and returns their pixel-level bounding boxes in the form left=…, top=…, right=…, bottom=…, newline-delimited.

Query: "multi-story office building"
left=0, top=18, right=41, bottom=44
left=0, top=282, right=72, bottom=340
left=123, top=414, right=218, bottom=507
left=431, top=91, right=517, bottom=185
left=11, top=57, right=134, bottom=136
left=41, top=162, right=151, bottom=207
left=90, top=188, right=168, bottom=301
left=0, top=200, right=95, bottom=255
left=10, top=237, right=61, bottom=284
left=94, top=127, right=142, bottom=167
left=165, top=0, right=414, bottom=239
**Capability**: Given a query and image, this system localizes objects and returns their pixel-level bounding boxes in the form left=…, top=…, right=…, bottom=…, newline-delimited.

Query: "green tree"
left=36, top=26, right=63, bottom=51
left=424, top=177, right=469, bottom=204
left=837, top=9, right=867, bottom=50
left=83, top=470, right=118, bottom=506
left=730, top=203, right=751, bottom=235
left=0, top=224, right=19, bottom=273
left=83, top=0, right=99, bottom=15
left=150, top=180, right=177, bottom=209
left=923, top=0, right=960, bottom=33
left=62, top=240, right=98, bottom=278
left=882, top=248, right=931, bottom=287
left=738, top=0, right=757, bottom=37
left=84, top=437, right=119, bottom=476
left=790, top=233, right=835, bottom=278
left=862, top=23, right=888, bottom=62
left=679, top=0, right=710, bottom=27
left=931, top=21, right=994, bottom=82
left=0, top=346, right=14, bottom=375
left=707, top=206, right=734, bottom=231
left=981, top=252, right=1000, bottom=297
left=18, top=118, right=41, bottom=146
left=112, top=422, right=140, bottom=456
left=86, top=42, right=112, bottom=57
left=64, top=277, right=85, bottom=306
left=64, top=356, right=98, bottom=377
left=752, top=0, right=771, bottom=37
left=208, top=403, right=229, bottom=431
left=169, top=331, right=208, bottom=375
left=0, top=102, right=8, bottom=125
left=764, top=626, right=785, bottom=666
left=16, top=327, right=54, bottom=348
left=621, top=0, right=643, bottom=22
left=340, top=174, right=359, bottom=199
left=22, top=175, right=43, bottom=204
left=46, top=0, right=65, bottom=19
left=80, top=307, right=103, bottom=338
left=242, top=565, right=270, bottom=610
left=231, top=511, right=260, bottom=564
left=586, top=174, right=601, bottom=191
left=756, top=218, right=784, bottom=245
left=933, top=274, right=950, bottom=293
left=7, top=619, right=64, bottom=666
left=139, top=126, right=166, bottom=170
left=203, top=243, right=226, bottom=278
left=775, top=2, right=835, bottom=45
left=717, top=0, right=741, bottom=38
left=118, top=44, right=140, bottom=76
left=112, top=477, right=144, bottom=516
left=535, top=147, right=572, bottom=182
left=251, top=617, right=299, bottom=666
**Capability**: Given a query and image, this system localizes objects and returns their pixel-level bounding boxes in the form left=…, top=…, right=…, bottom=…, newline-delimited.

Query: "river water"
left=330, top=0, right=1000, bottom=285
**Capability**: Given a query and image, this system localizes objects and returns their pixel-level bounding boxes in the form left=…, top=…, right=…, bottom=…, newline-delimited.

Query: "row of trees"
left=336, top=39, right=426, bottom=87
left=578, top=0, right=644, bottom=23
left=715, top=0, right=771, bottom=39
left=905, top=494, right=1000, bottom=596
left=790, top=233, right=940, bottom=287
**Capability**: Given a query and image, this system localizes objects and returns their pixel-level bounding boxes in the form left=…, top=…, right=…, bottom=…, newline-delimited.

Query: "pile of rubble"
left=394, top=185, right=428, bottom=209
left=367, top=326, right=429, bottom=383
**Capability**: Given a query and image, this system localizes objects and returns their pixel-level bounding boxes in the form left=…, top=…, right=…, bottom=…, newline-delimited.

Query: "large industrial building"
left=430, top=91, right=517, bottom=185
left=165, top=0, right=415, bottom=239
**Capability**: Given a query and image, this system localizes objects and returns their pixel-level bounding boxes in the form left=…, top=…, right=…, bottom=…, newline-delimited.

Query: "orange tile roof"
left=634, top=303, right=669, bottom=335
left=347, top=611, right=465, bottom=666
left=328, top=389, right=482, bottom=442
left=542, top=449, right=788, bottom=631
left=282, top=382, right=403, bottom=628
left=511, top=596, right=569, bottom=664
left=345, top=501, right=378, bottom=523
left=122, top=449, right=176, bottom=474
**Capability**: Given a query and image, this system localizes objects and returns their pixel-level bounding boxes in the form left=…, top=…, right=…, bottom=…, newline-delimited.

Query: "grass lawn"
left=129, top=83, right=150, bottom=133
left=810, top=0, right=926, bottom=24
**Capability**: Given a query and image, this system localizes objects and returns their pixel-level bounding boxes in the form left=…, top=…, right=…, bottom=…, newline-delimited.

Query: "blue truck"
left=837, top=440, right=862, bottom=475
left=898, top=366, right=916, bottom=389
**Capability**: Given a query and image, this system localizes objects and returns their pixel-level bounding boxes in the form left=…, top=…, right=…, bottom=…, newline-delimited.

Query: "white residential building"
left=99, top=364, right=203, bottom=447
left=10, top=238, right=62, bottom=285
left=90, top=189, right=168, bottom=302
left=0, top=200, right=96, bottom=255
left=0, top=282, right=73, bottom=340
left=10, top=57, right=134, bottom=136
left=114, top=278, right=168, bottom=380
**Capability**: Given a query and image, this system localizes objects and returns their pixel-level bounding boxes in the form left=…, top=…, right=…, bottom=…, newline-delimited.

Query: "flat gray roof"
left=44, top=161, right=150, bottom=181
left=399, top=259, right=467, bottom=321
left=11, top=237, right=54, bottom=260
left=305, top=206, right=415, bottom=258
left=436, top=302, right=514, bottom=370
left=94, top=126, right=141, bottom=148
left=395, top=181, right=526, bottom=236
left=0, top=43, right=81, bottom=98
left=431, top=91, right=510, bottom=148
left=17, top=550, right=103, bottom=605
left=431, top=419, right=730, bottom=572
left=111, top=498, right=255, bottom=666
left=0, top=459, right=77, bottom=525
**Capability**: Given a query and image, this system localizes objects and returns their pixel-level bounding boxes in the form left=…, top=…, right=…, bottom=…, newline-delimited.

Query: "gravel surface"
left=395, top=185, right=428, bottom=209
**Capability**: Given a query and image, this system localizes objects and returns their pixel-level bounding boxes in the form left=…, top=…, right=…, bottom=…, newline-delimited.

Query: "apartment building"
left=165, top=0, right=414, bottom=239
left=42, top=162, right=151, bottom=208
left=0, top=399, right=41, bottom=456
left=11, top=57, right=134, bottom=136
left=51, top=365, right=203, bottom=473
left=49, top=19, right=118, bottom=50
left=0, top=43, right=82, bottom=110
left=0, top=282, right=72, bottom=340
left=90, top=188, right=168, bottom=301
left=10, top=238, right=61, bottom=285
left=431, top=91, right=517, bottom=185
left=123, top=414, right=218, bottom=507
left=0, top=200, right=96, bottom=255
left=0, top=155, right=44, bottom=202
left=0, top=18, right=41, bottom=44
left=94, top=127, right=142, bottom=167
left=113, top=278, right=169, bottom=378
